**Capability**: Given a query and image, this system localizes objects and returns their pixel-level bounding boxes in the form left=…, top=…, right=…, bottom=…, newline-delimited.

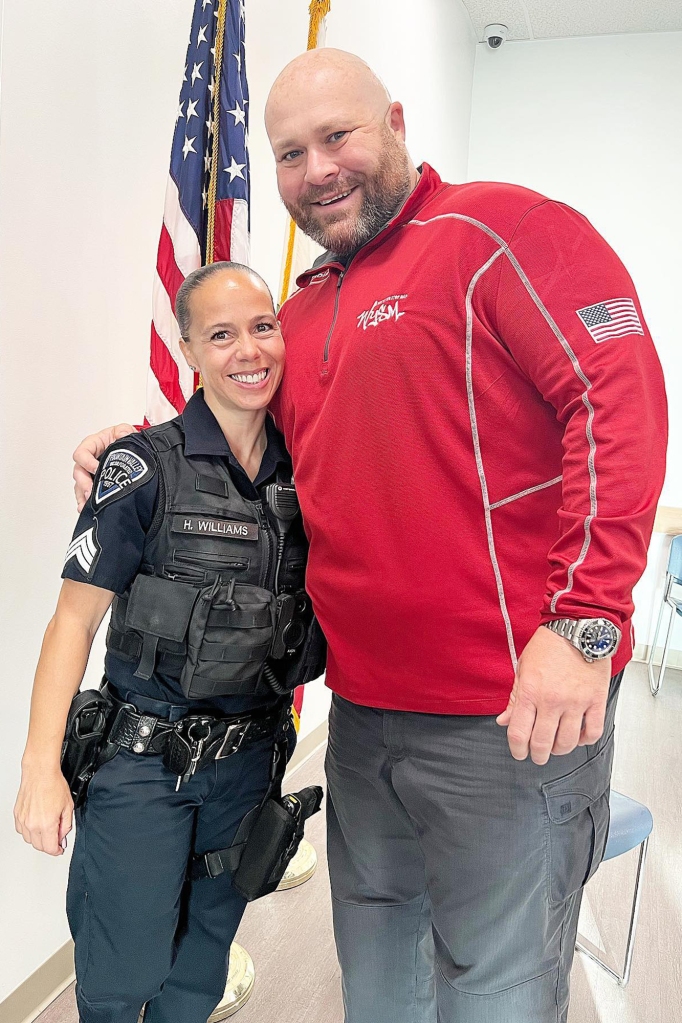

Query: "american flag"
left=576, top=297, right=644, bottom=344
left=147, top=0, right=250, bottom=425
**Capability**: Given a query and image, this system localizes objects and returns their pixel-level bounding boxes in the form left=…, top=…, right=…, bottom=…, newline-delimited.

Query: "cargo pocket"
left=542, top=734, right=614, bottom=905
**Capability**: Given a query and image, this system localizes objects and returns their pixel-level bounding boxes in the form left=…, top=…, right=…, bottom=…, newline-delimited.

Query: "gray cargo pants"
left=325, top=673, right=621, bottom=1023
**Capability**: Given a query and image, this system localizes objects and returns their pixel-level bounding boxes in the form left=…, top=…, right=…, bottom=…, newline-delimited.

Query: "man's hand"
left=496, top=626, right=611, bottom=765
left=72, top=423, right=136, bottom=510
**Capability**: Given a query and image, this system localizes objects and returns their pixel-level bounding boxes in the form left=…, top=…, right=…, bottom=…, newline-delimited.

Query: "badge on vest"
left=94, top=448, right=155, bottom=507
left=171, top=515, right=259, bottom=541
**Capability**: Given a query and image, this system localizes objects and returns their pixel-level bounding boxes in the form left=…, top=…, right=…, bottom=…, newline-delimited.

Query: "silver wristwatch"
left=543, top=618, right=621, bottom=662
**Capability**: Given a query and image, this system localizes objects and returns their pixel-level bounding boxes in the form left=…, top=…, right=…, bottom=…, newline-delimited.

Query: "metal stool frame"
left=575, top=834, right=650, bottom=987
left=647, top=535, right=682, bottom=696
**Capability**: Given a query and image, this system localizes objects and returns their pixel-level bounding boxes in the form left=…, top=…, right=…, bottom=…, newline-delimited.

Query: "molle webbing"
left=105, top=414, right=311, bottom=699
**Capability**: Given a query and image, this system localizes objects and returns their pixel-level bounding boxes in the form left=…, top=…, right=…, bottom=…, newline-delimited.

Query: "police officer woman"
left=14, top=263, right=322, bottom=1023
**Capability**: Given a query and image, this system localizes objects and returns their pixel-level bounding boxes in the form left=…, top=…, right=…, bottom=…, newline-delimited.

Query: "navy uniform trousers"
left=326, top=673, right=622, bottom=1023
left=66, top=693, right=293, bottom=1023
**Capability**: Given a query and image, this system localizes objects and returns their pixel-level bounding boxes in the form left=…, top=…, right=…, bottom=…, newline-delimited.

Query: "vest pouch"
left=125, top=574, right=201, bottom=680
left=181, top=581, right=277, bottom=699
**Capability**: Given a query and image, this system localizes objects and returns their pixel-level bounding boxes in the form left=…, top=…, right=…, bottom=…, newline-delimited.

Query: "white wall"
left=468, top=31, right=682, bottom=656
left=0, top=0, right=476, bottom=1003
left=0, top=0, right=194, bottom=1003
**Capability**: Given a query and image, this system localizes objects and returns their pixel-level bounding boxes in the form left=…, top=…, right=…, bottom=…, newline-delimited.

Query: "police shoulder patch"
left=93, top=444, right=156, bottom=508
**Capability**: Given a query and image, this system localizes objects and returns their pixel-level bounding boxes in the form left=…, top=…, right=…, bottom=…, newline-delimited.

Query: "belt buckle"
left=203, top=850, right=225, bottom=879
left=215, top=721, right=250, bottom=760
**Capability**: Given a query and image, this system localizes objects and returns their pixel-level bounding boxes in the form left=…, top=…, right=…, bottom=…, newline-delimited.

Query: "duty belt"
left=102, top=684, right=289, bottom=789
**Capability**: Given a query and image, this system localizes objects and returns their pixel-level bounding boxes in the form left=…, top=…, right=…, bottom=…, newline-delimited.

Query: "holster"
left=191, top=704, right=323, bottom=898
left=231, top=785, right=323, bottom=900
left=60, top=688, right=115, bottom=808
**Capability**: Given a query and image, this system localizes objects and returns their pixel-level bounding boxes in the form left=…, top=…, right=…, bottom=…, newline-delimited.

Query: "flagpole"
left=278, top=0, right=331, bottom=307
left=206, top=0, right=229, bottom=265
left=194, top=0, right=229, bottom=400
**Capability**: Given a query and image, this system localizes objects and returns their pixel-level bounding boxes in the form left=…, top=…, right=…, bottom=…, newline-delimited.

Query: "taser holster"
left=191, top=725, right=324, bottom=899
left=231, top=785, right=324, bottom=900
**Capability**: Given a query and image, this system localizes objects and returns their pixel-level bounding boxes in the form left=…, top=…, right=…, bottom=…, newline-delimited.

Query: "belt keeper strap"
left=132, top=715, right=158, bottom=753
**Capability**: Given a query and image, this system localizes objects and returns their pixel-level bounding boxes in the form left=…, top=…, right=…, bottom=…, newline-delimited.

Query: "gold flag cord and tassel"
left=278, top=0, right=331, bottom=307
left=205, top=0, right=229, bottom=266
left=307, top=0, right=331, bottom=49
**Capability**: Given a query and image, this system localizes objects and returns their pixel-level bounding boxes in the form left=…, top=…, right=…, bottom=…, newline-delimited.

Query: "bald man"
left=76, top=48, right=666, bottom=1023
left=264, top=49, right=666, bottom=1023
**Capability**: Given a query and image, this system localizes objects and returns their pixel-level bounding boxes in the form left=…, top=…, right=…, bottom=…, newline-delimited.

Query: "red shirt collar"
left=295, top=163, right=447, bottom=287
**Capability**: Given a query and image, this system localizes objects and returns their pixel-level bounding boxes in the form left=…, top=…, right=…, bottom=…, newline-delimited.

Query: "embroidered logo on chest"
left=356, top=294, right=408, bottom=331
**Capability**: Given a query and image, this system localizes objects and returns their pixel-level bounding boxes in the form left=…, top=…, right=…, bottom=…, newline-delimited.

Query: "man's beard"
left=283, top=130, right=412, bottom=256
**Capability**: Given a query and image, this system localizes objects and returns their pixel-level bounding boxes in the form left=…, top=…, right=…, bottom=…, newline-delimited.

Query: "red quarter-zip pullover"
left=273, top=164, right=667, bottom=714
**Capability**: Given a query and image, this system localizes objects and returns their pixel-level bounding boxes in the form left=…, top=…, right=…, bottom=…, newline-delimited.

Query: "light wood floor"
left=37, top=661, right=681, bottom=1023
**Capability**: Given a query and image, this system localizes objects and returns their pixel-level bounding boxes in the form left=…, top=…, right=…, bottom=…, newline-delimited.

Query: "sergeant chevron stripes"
left=64, top=527, right=100, bottom=575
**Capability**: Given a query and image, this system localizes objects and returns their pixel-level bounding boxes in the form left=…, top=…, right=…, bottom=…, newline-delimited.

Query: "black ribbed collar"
left=181, top=388, right=290, bottom=492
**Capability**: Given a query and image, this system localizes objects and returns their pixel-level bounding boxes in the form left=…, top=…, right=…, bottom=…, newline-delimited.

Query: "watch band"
left=545, top=619, right=578, bottom=644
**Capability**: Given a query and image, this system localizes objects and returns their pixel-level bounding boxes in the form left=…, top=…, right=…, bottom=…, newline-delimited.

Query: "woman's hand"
left=14, top=764, right=74, bottom=856
left=17, top=582, right=114, bottom=860
left=72, top=423, right=137, bottom=510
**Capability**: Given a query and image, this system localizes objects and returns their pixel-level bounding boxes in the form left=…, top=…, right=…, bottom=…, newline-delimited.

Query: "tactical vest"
left=106, top=418, right=325, bottom=700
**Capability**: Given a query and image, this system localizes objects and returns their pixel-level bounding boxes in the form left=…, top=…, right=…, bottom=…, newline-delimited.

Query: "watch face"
left=579, top=620, right=618, bottom=658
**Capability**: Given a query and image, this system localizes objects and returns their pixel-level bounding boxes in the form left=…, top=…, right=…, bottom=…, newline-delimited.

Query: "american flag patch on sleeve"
left=576, top=298, right=644, bottom=343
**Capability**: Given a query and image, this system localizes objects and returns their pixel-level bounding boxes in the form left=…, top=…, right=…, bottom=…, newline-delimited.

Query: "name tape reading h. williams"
left=171, top=515, right=259, bottom=541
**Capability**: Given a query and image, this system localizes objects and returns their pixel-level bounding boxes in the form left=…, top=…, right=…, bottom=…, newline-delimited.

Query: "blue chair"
left=576, top=790, right=653, bottom=986
left=647, top=534, right=682, bottom=696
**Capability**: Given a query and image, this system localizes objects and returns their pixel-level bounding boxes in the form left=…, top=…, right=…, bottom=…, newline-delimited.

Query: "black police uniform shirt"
left=62, top=389, right=292, bottom=715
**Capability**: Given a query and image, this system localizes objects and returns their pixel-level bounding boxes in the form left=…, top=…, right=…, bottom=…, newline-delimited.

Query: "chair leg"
left=647, top=593, right=667, bottom=694
left=648, top=601, right=675, bottom=697
left=621, top=836, right=650, bottom=986
left=575, top=836, right=650, bottom=987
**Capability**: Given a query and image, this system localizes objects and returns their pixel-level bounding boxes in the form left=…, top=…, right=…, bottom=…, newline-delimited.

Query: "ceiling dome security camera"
left=484, top=24, right=508, bottom=49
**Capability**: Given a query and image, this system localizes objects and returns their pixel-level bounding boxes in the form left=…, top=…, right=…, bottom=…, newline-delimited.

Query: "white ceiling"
left=460, top=0, right=682, bottom=41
